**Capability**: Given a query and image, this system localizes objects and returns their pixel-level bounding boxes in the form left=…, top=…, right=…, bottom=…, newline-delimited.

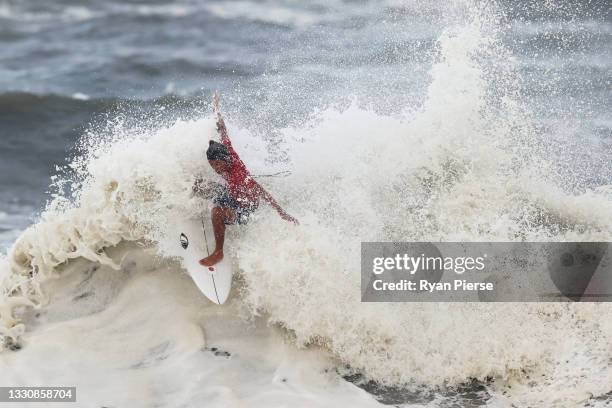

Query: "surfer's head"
left=207, top=140, right=231, bottom=174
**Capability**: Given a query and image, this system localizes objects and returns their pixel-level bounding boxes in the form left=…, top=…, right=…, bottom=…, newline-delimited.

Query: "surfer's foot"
left=199, top=250, right=224, bottom=267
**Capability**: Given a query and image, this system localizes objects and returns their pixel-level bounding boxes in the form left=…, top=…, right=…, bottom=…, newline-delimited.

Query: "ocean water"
left=0, top=0, right=611, bottom=407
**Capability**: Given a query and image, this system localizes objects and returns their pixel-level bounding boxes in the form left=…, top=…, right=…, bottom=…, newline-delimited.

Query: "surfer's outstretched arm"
left=256, top=183, right=299, bottom=225
left=212, top=91, right=230, bottom=145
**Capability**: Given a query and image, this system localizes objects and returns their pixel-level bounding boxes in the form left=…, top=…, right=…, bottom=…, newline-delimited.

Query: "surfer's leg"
left=199, top=206, right=235, bottom=267
left=211, top=206, right=235, bottom=251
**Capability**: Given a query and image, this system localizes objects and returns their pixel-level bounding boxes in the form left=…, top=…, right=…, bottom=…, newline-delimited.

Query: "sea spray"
left=0, top=1, right=610, bottom=407
left=234, top=9, right=612, bottom=406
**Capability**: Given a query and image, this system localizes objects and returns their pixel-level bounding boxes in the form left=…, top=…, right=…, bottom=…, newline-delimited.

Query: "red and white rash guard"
left=220, top=135, right=259, bottom=207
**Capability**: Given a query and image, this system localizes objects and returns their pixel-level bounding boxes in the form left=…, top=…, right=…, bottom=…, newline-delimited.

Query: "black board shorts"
left=212, top=184, right=259, bottom=225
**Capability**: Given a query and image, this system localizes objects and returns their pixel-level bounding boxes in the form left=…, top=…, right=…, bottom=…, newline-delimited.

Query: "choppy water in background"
left=0, top=1, right=609, bottom=245
left=0, top=1, right=611, bottom=407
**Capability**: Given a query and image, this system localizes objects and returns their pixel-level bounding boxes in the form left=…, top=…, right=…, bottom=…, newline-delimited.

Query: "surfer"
left=195, top=92, right=299, bottom=267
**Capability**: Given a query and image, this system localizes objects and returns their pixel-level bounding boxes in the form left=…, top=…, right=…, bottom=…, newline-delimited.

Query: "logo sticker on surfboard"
left=180, top=233, right=189, bottom=249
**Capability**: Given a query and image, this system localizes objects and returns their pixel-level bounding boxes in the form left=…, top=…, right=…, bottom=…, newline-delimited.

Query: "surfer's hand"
left=212, top=91, right=220, bottom=114
left=280, top=211, right=299, bottom=225
left=192, top=178, right=216, bottom=199
left=192, top=178, right=204, bottom=194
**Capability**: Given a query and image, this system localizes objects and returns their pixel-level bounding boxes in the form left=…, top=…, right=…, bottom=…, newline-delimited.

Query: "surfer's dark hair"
left=206, top=140, right=231, bottom=163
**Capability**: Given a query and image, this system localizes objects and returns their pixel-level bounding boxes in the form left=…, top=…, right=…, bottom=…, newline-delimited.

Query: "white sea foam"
left=203, top=1, right=326, bottom=28
left=71, top=93, right=90, bottom=101
left=0, top=4, right=98, bottom=22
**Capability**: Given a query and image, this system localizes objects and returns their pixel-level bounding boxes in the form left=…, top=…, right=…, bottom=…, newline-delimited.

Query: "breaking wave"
left=1, top=2, right=611, bottom=406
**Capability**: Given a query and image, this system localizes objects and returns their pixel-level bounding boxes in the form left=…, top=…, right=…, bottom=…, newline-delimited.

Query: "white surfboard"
left=174, top=218, right=233, bottom=305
